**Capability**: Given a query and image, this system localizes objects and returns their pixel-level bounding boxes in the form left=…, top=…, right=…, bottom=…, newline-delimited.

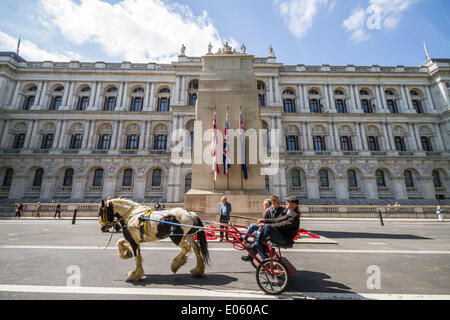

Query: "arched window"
left=152, top=169, right=162, bottom=187
left=33, top=168, right=44, bottom=187
left=432, top=170, right=442, bottom=188
left=123, top=169, right=133, bottom=187
left=185, top=173, right=192, bottom=193
left=348, top=170, right=358, bottom=188
left=286, top=135, right=299, bottom=151
left=130, top=87, right=144, bottom=112
left=188, top=80, right=199, bottom=106
left=308, top=89, right=319, bottom=95
left=376, top=170, right=386, bottom=187
left=319, top=169, right=329, bottom=187
left=157, top=88, right=170, bottom=112
left=291, top=169, right=301, bottom=187
left=63, top=168, right=74, bottom=187
left=3, top=168, right=13, bottom=187
left=93, top=169, right=104, bottom=187
left=404, top=170, right=414, bottom=188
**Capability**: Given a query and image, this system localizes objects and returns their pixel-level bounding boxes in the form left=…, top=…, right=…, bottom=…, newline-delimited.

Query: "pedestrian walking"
left=15, top=202, right=24, bottom=218
left=436, top=205, right=444, bottom=222
left=54, top=202, right=61, bottom=219
left=33, top=202, right=41, bottom=218
left=218, top=196, right=232, bottom=241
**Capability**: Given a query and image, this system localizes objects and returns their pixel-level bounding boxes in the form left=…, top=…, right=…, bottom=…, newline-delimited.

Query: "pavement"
left=0, top=218, right=449, bottom=301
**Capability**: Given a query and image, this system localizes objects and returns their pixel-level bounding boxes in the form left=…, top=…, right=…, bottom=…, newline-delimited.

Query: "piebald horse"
left=101, top=198, right=209, bottom=282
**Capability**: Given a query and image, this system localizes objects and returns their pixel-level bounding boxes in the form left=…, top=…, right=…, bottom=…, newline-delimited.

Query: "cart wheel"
left=256, top=258, right=289, bottom=295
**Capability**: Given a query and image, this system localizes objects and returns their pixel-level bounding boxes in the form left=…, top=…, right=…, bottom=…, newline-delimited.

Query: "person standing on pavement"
left=436, top=205, right=444, bottom=222
left=218, top=196, right=232, bottom=241
left=34, top=202, right=41, bottom=218
left=54, top=202, right=61, bottom=219
left=15, top=202, right=24, bottom=218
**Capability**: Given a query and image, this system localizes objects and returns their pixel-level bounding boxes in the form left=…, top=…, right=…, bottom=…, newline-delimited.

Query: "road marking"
left=367, top=242, right=387, bottom=246
left=0, top=284, right=449, bottom=300
left=1, top=245, right=450, bottom=255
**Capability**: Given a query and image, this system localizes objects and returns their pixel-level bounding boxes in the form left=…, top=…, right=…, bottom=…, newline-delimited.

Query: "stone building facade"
left=0, top=49, right=449, bottom=204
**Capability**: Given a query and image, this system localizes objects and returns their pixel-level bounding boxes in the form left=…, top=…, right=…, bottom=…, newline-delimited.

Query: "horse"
left=100, top=198, right=210, bottom=282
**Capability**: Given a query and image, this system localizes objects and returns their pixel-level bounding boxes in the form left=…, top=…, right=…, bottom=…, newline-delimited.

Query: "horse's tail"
left=192, top=215, right=210, bottom=266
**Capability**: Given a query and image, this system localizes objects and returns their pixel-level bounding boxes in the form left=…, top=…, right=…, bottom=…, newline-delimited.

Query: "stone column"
left=102, top=176, right=117, bottom=199
left=71, top=175, right=87, bottom=200
left=391, top=177, right=408, bottom=200
left=420, top=177, right=436, bottom=200
left=363, top=177, right=379, bottom=199
left=301, top=122, right=307, bottom=151
left=57, top=120, right=67, bottom=149
left=67, top=82, right=76, bottom=109
left=38, top=81, right=48, bottom=107
left=425, top=86, right=435, bottom=111
left=0, top=120, right=9, bottom=149
left=40, top=176, right=57, bottom=199
left=279, top=167, right=287, bottom=201
left=305, top=122, right=312, bottom=150
left=407, top=123, right=418, bottom=151
left=181, top=76, right=187, bottom=106
left=335, top=178, right=349, bottom=199
left=139, top=121, right=145, bottom=150
left=174, top=76, right=181, bottom=105
left=382, top=123, right=391, bottom=151
left=29, top=120, right=40, bottom=149
left=11, top=81, right=21, bottom=108
left=143, top=82, right=151, bottom=111
left=355, top=123, right=363, bottom=151
left=333, top=122, right=340, bottom=151
left=9, top=175, right=26, bottom=200
left=303, top=85, right=309, bottom=112
left=133, top=176, right=146, bottom=200
left=360, top=124, right=368, bottom=150
left=117, top=82, right=124, bottom=110
left=386, top=124, right=395, bottom=150
left=413, top=124, right=422, bottom=151
left=328, top=123, right=336, bottom=151
left=306, top=176, right=320, bottom=199
left=400, top=85, right=412, bottom=113
left=88, top=82, right=97, bottom=108
left=24, top=120, right=34, bottom=149
left=62, top=81, right=70, bottom=106
left=435, top=123, right=445, bottom=151
left=274, top=78, right=281, bottom=105
left=82, top=121, right=91, bottom=149
left=268, top=78, right=274, bottom=105
left=149, top=82, right=155, bottom=111
left=31, top=82, right=43, bottom=110
left=54, top=121, right=63, bottom=149
left=94, top=82, right=102, bottom=109
left=323, top=85, right=331, bottom=112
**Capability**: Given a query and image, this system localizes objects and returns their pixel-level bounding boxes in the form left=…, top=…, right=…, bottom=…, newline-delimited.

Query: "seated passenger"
left=241, top=196, right=300, bottom=261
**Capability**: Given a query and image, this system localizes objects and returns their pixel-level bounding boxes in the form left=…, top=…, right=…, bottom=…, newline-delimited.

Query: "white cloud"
left=38, top=0, right=238, bottom=63
left=274, top=0, right=329, bottom=40
left=0, top=30, right=82, bottom=61
left=343, top=0, right=419, bottom=42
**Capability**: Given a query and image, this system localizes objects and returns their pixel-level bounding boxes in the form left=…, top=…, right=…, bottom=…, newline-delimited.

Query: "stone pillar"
left=360, top=124, right=368, bottom=150
left=94, top=82, right=102, bottom=109
left=0, top=120, right=10, bottom=149
left=382, top=123, right=391, bottom=151
left=420, top=177, right=436, bottom=200
left=435, top=123, right=445, bottom=151
left=29, top=120, right=40, bottom=149
left=67, top=82, right=76, bottom=109
left=268, top=77, right=274, bottom=105
left=102, top=176, right=117, bottom=199
left=333, top=123, right=340, bottom=151
left=363, top=177, right=379, bottom=200
left=407, top=123, right=418, bottom=151
left=274, top=78, right=281, bottom=105
left=87, top=121, right=96, bottom=149
left=88, top=82, right=97, bottom=108
left=9, top=175, right=26, bottom=200
left=133, top=176, right=146, bottom=200
left=71, top=175, right=87, bottom=200
left=355, top=123, right=363, bottom=151
left=11, top=81, right=21, bottom=108
left=143, top=82, right=150, bottom=111
left=301, top=122, right=307, bottom=151
left=57, top=120, right=67, bottom=149
left=335, top=178, right=349, bottom=199
left=40, top=176, right=56, bottom=199
left=425, top=85, right=435, bottom=111
left=279, top=167, right=287, bottom=201
left=62, top=81, right=70, bottom=106
left=38, top=81, right=48, bottom=107
left=413, top=124, right=422, bottom=151
left=391, top=177, right=408, bottom=200
left=323, top=85, right=331, bottom=112
left=306, top=177, right=320, bottom=199
left=149, top=82, right=155, bottom=111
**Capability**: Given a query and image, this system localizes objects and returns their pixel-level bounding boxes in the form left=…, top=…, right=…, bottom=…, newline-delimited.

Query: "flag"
left=211, top=112, right=220, bottom=181
left=16, top=35, right=21, bottom=55
left=240, top=111, right=248, bottom=180
left=223, top=112, right=231, bottom=176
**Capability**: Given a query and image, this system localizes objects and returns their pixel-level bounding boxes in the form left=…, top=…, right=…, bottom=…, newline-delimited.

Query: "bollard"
left=72, top=209, right=77, bottom=225
left=378, top=210, right=384, bottom=226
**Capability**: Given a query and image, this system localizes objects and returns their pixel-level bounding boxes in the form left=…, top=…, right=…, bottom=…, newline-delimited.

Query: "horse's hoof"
left=190, top=269, right=204, bottom=278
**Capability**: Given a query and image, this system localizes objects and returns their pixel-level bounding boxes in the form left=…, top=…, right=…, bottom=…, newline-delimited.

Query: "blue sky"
left=0, top=0, right=448, bottom=66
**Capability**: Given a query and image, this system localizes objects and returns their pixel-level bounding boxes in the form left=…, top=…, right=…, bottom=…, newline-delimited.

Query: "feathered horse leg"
left=117, top=238, right=133, bottom=259
left=123, top=227, right=144, bottom=282
left=171, top=239, right=190, bottom=274
left=185, top=235, right=205, bottom=277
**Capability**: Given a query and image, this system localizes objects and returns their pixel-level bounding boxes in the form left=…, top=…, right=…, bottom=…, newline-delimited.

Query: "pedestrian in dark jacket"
left=218, top=196, right=232, bottom=241
left=242, top=196, right=300, bottom=261
left=15, top=202, right=24, bottom=218
left=54, top=202, right=61, bottom=219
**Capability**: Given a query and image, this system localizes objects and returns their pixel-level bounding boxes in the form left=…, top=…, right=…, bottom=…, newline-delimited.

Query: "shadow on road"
left=130, top=273, right=239, bottom=287
left=310, top=230, right=431, bottom=240
left=285, top=270, right=370, bottom=300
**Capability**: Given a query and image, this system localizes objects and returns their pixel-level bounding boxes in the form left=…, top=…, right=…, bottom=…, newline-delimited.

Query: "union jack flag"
left=211, top=112, right=220, bottom=181
left=223, top=112, right=231, bottom=176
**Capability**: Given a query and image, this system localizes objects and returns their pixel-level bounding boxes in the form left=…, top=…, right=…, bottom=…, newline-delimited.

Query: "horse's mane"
left=111, top=198, right=144, bottom=208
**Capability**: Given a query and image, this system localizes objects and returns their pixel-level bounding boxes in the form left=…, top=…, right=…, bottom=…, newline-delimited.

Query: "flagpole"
left=240, top=106, right=244, bottom=191
left=226, top=106, right=230, bottom=191
left=213, top=106, right=217, bottom=193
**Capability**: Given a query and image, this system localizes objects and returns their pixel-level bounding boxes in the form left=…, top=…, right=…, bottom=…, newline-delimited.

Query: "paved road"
left=0, top=218, right=449, bottom=300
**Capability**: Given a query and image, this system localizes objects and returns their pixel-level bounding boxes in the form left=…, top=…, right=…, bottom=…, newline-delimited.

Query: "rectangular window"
left=421, top=137, right=432, bottom=151
left=189, top=94, right=197, bottom=107
left=126, top=135, right=139, bottom=150
left=412, top=100, right=423, bottom=114
left=70, top=134, right=83, bottom=149
left=361, top=100, right=373, bottom=114
left=367, top=136, right=379, bottom=151
left=130, top=97, right=143, bottom=112
left=310, top=99, right=320, bottom=113
left=50, top=96, right=62, bottom=110
left=258, top=94, right=266, bottom=107
left=387, top=100, right=398, bottom=113
left=104, top=97, right=116, bottom=111
left=77, top=97, right=89, bottom=111
left=284, top=99, right=295, bottom=113
left=286, top=136, right=299, bottom=151
left=314, top=136, right=326, bottom=151
left=23, top=96, right=35, bottom=110
left=340, top=136, right=353, bottom=151
left=41, top=134, right=54, bottom=149
left=14, top=134, right=26, bottom=149
left=394, top=137, right=405, bottom=151
left=335, top=99, right=347, bottom=113
left=93, top=169, right=103, bottom=187
left=98, top=135, right=111, bottom=150
left=155, top=135, right=167, bottom=150
left=158, top=98, right=170, bottom=112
